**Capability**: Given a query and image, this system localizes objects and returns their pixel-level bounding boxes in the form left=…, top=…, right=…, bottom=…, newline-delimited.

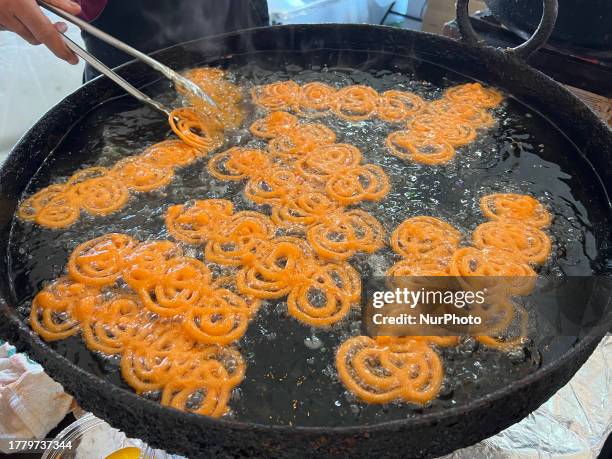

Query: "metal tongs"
left=37, top=1, right=217, bottom=118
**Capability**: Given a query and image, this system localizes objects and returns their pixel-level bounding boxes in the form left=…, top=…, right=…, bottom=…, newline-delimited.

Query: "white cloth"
left=0, top=342, right=72, bottom=453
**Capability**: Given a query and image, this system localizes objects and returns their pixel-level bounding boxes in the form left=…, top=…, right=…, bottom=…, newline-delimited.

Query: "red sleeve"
left=75, top=0, right=108, bottom=22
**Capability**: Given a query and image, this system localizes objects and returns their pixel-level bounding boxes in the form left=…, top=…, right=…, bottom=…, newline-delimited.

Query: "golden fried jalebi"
left=386, top=130, right=456, bottom=165
left=287, top=269, right=351, bottom=327
left=427, top=99, right=495, bottom=130
left=120, top=324, right=196, bottom=393
left=287, top=262, right=360, bottom=326
left=244, top=167, right=301, bottom=205
left=30, top=277, right=99, bottom=341
left=17, top=184, right=69, bottom=222
left=139, top=257, right=211, bottom=317
left=307, top=210, right=384, bottom=261
left=444, top=82, right=504, bottom=109
left=111, top=157, right=174, bottom=193
left=376, top=90, right=426, bottom=123
left=71, top=176, right=129, bottom=216
left=182, top=288, right=251, bottom=345
left=34, top=191, right=80, bottom=229
left=386, top=256, right=450, bottom=277
left=250, top=80, right=301, bottom=111
left=406, top=114, right=477, bottom=147
left=390, top=216, right=461, bottom=261
left=472, top=220, right=552, bottom=265
left=205, top=211, right=275, bottom=266
left=235, top=237, right=316, bottom=300
left=79, top=294, right=146, bottom=355
left=449, top=246, right=536, bottom=296
left=143, top=139, right=200, bottom=167
left=336, top=336, right=444, bottom=404
left=249, top=111, right=298, bottom=138
left=68, top=233, right=137, bottom=287
left=169, top=107, right=224, bottom=151
left=271, top=191, right=339, bottom=228
left=162, top=378, right=231, bottom=417
left=166, top=199, right=234, bottom=244
left=160, top=344, right=246, bottom=417
left=333, top=85, right=379, bottom=121
left=325, top=164, right=390, bottom=205
left=212, top=276, right=262, bottom=317
left=480, top=193, right=551, bottom=228
left=182, top=67, right=244, bottom=130
left=296, top=82, right=337, bottom=117
left=122, top=240, right=183, bottom=291
left=268, top=123, right=338, bottom=160
left=208, top=147, right=270, bottom=181
left=295, top=143, right=362, bottom=185
left=476, top=305, right=528, bottom=350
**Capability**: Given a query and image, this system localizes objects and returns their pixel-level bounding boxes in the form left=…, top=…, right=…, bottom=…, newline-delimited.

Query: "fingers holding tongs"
left=36, top=1, right=218, bottom=119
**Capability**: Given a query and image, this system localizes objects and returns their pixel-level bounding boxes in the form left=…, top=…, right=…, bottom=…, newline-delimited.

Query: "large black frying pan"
left=0, top=0, right=611, bottom=457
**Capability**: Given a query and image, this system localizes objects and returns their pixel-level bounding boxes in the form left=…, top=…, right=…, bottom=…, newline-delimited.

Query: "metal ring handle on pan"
left=455, top=0, right=559, bottom=59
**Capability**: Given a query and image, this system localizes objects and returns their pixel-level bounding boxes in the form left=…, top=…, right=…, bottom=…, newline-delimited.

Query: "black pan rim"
left=1, top=23, right=611, bottom=437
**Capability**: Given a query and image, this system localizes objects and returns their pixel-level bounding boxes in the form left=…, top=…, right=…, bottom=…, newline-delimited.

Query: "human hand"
left=0, top=0, right=82, bottom=64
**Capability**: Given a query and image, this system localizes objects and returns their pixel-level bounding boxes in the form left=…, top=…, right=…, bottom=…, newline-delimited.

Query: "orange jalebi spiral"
left=390, top=216, right=461, bottom=261
left=472, top=220, right=552, bottom=265
left=244, top=167, right=302, bottom=205
left=271, top=191, right=340, bottom=228
left=268, top=123, right=337, bottom=161
left=480, top=193, right=551, bottom=228
left=142, top=139, right=200, bottom=167
left=444, top=83, right=504, bottom=109
left=205, top=211, right=275, bottom=266
left=386, top=130, right=456, bottom=165
left=122, top=240, right=183, bottom=291
left=68, top=233, right=137, bottom=286
left=386, top=255, right=451, bottom=277
left=476, top=306, right=529, bottom=350
left=34, top=191, right=81, bottom=229
left=159, top=345, right=245, bottom=417
left=307, top=210, right=384, bottom=261
left=30, top=277, right=100, bottom=341
left=295, top=143, right=362, bottom=185
left=138, top=257, right=212, bottom=317
left=17, top=184, right=69, bottom=222
left=376, top=90, right=426, bottom=123
left=165, top=199, right=234, bottom=244
left=182, top=288, right=251, bottom=345
left=111, top=156, right=174, bottom=192
left=336, top=336, right=444, bottom=404
left=287, top=262, right=360, bottom=326
left=235, top=238, right=317, bottom=300
left=120, top=324, right=193, bottom=392
left=169, top=107, right=224, bottom=151
left=333, top=85, right=379, bottom=121
left=71, top=176, right=129, bottom=216
left=79, top=294, right=147, bottom=355
left=181, top=67, right=244, bottom=130
left=325, top=164, right=390, bottom=205
left=207, top=147, right=270, bottom=181
left=250, top=80, right=301, bottom=111
left=427, top=99, right=495, bottom=130
left=406, top=114, right=477, bottom=147
left=295, top=82, right=337, bottom=118
left=449, top=246, right=537, bottom=296
left=249, top=111, right=299, bottom=139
